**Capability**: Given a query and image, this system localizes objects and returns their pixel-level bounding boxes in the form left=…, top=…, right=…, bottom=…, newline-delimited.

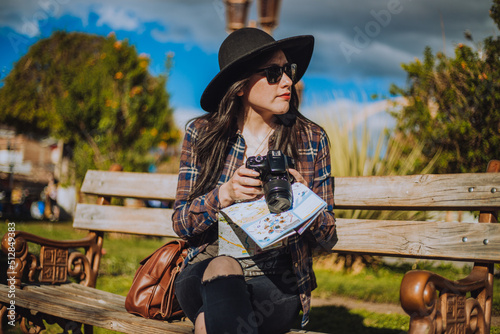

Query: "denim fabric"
left=175, top=258, right=301, bottom=334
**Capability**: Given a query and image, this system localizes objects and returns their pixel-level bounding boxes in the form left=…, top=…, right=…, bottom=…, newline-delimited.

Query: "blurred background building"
left=0, top=125, right=74, bottom=220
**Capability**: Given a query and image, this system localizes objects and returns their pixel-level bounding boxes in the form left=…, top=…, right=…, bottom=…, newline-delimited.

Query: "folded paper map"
left=218, top=182, right=326, bottom=257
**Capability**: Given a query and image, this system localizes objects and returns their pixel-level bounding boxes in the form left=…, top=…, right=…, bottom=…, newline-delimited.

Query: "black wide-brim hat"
left=200, top=27, right=314, bottom=112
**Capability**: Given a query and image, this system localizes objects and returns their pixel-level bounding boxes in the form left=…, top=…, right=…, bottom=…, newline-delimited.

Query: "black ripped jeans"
left=174, top=257, right=301, bottom=334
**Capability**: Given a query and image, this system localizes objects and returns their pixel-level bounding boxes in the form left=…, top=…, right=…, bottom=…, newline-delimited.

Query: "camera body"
left=246, top=150, right=295, bottom=214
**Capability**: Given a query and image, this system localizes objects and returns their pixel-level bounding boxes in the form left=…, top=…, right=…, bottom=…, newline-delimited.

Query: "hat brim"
left=200, top=35, right=314, bottom=112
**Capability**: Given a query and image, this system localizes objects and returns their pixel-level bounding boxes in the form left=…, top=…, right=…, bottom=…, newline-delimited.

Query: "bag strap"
left=159, top=264, right=181, bottom=317
left=158, top=240, right=187, bottom=317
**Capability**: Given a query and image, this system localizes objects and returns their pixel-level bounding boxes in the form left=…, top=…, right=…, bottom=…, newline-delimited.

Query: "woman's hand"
left=289, top=169, right=307, bottom=187
left=219, top=166, right=264, bottom=208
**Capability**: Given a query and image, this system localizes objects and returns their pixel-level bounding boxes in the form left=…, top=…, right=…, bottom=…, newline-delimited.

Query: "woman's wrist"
left=218, top=183, right=233, bottom=208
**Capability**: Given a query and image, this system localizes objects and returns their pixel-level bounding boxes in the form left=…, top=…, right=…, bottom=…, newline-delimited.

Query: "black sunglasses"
left=254, top=63, right=297, bottom=84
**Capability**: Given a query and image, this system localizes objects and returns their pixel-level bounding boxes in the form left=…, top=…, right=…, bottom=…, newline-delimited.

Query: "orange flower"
left=114, top=41, right=122, bottom=50
left=115, top=72, right=124, bottom=80
left=129, top=86, right=143, bottom=97
left=461, top=62, right=466, bottom=69
left=106, top=100, right=119, bottom=108
left=151, top=128, right=158, bottom=137
left=482, top=73, right=488, bottom=80
left=458, top=43, right=464, bottom=48
left=158, top=141, right=168, bottom=150
left=139, top=60, right=148, bottom=69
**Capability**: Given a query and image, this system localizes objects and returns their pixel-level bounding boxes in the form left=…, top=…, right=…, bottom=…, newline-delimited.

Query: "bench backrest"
left=74, top=161, right=500, bottom=263
left=75, top=170, right=178, bottom=237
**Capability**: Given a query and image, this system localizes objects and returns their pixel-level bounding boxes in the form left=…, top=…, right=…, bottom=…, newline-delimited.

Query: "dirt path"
left=312, top=296, right=500, bottom=326
left=312, top=296, right=405, bottom=315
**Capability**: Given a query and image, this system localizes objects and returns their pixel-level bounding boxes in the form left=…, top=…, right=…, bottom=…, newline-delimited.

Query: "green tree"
left=0, top=31, right=180, bottom=182
left=389, top=1, right=500, bottom=173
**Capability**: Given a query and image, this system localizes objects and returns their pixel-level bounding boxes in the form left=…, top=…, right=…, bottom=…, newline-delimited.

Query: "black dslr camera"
left=246, top=150, right=295, bottom=214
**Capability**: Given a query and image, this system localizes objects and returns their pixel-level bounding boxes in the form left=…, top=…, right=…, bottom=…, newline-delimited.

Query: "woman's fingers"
left=219, top=167, right=263, bottom=206
left=288, top=169, right=307, bottom=187
left=234, top=167, right=263, bottom=196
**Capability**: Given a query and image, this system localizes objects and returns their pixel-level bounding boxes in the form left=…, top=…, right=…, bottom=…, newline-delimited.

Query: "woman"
left=173, top=27, right=336, bottom=334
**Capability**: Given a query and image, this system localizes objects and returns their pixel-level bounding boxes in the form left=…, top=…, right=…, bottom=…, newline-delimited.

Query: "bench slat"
left=80, top=171, right=500, bottom=211
left=334, top=173, right=500, bottom=210
left=0, top=283, right=319, bottom=334
left=81, top=170, right=178, bottom=200
left=74, top=202, right=500, bottom=262
left=30, top=284, right=127, bottom=313
left=48, top=285, right=313, bottom=333
left=57, top=284, right=131, bottom=309
left=0, top=285, right=192, bottom=334
left=74, top=204, right=176, bottom=237
left=333, top=218, right=500, bottom=262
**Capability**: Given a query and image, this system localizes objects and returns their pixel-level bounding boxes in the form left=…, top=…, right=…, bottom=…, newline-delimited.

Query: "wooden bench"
left=1, top=160, right=499, bottom=334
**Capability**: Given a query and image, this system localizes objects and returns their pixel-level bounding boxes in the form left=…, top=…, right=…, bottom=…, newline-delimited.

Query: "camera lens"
left=263, top=179, right=293, bottom=214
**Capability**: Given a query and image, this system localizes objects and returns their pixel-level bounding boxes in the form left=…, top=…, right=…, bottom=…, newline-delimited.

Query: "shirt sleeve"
left=172, top=121, right=221, bottom=239
left=305, top=128, right=336, bottom=247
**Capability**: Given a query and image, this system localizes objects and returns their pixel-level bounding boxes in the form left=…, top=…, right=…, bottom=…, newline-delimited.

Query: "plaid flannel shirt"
left=172, top=118, right=336, bottom=327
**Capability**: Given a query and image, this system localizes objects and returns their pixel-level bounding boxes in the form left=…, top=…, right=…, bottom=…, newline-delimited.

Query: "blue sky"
left=0, top=0, right=496, bottom=133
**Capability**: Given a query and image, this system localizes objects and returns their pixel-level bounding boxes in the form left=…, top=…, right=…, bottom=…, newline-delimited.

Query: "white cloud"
left=173, top=107, right=204, bottom=129
left=95, top=6, right=141, bottom=31
left=0, top=0, right=226, bottom=50
left=87, top=0, right=226, bottom=51
left=303, top=97, right=404, bottom=136
left=0, top=0, right=46, bottom=37
left=1, top=0, right=495, bottom=64
left=0, top=0, right=94, bottom=37
left=0, top=0, right=496, bottom=98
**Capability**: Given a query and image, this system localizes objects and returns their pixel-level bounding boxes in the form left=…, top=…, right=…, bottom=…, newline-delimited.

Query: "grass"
left=2, top=221, right=499, bottom=334
left=312, top=261, right=496, bottom=305
left=313, top=267, right=403, bottom=304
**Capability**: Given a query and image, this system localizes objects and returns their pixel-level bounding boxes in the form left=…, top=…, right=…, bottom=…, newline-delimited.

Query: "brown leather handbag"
left=125, top=239, right=188, bottom=321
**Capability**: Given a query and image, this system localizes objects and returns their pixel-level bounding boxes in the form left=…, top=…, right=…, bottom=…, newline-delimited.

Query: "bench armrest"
left=400, top=265, right=491, bottom=333
left=1, top=230, right=103, bottom=288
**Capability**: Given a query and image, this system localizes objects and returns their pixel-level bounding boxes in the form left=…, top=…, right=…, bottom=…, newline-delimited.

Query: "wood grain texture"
left=0, top=284, right=312, bottom=334
left=4, top=164, right=499, bottom=334
left=0, top=284, right=193, bottom=334
left=74, top=204, right=176, bottom=236
left=332, top=218, right=500, bottom=262
left=334, top=173, right=500, bottom=210
left=73, top=204, right=500, bottom=262
left=80, top=170, right=500, bottom=210
left=81, top=170, right=178, bottom=200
